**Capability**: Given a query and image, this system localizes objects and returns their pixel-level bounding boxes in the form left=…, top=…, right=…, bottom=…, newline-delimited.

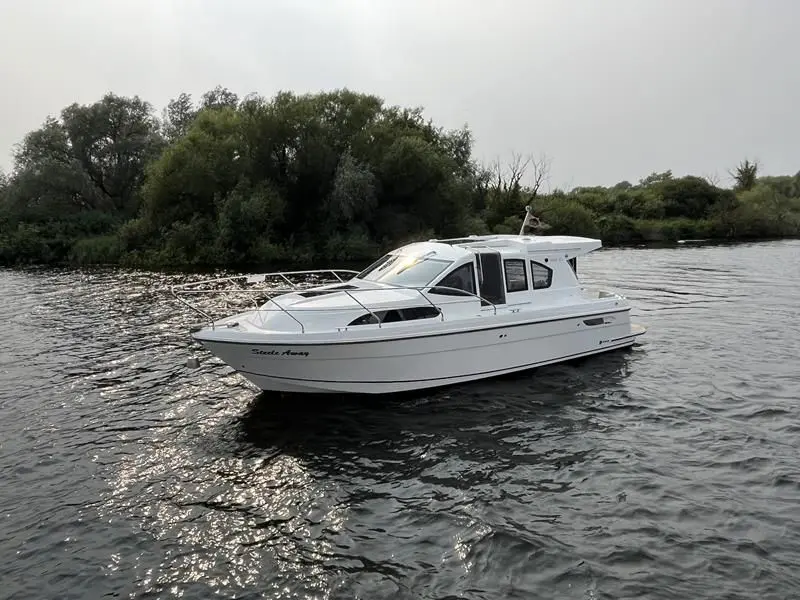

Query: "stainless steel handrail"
left=170, top=271, right=498, bottom=333
left=382, top=283, right=497, bottom=316
left=340, top=289, right=382, bottom=328
left=171, top=268, right=360, bottom=289
left=170, top=268, right=361, bottom=331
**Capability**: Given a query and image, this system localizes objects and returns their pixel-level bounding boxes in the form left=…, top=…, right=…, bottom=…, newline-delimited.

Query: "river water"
left=0, top=240, right=798, bottom=599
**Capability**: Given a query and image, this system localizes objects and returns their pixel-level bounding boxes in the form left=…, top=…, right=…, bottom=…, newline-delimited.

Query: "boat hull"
left=195, top=309, right=646, bottom=394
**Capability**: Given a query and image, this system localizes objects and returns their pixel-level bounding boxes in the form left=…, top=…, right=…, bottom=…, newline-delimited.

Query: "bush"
left=535, top=199, right=599, bottom=238
left=70, top=235, right=123, bottom=265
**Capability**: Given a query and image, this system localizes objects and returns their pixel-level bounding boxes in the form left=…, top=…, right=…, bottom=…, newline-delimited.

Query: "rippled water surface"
left=1, top=240, right=799, bottom=599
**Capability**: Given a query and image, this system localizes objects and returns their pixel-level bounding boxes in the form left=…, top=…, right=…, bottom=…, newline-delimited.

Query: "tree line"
left=1, top=87, right=799, bottom=268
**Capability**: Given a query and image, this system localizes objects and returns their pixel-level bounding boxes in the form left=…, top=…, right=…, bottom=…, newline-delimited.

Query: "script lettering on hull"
left=251, top=348, right=310, bottom=357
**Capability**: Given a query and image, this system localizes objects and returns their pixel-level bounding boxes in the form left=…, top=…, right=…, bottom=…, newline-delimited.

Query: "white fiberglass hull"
left=194, top=308, right=646, bottom=394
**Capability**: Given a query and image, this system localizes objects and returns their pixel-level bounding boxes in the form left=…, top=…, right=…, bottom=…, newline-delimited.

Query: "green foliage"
left=731, top=159, right=759, bottom=192
left=70, top=235, right=123, bottom=265
left=1, top=86, right=800, bottom=269
left=127, top=88, right=483, bottom=266
left=200, top=86, right=239, bottom=111
left=725, top=184, right=800, bottom=238
left=139, top=107, right=244, bottom=231
left=0, top=92, right=163, bottom=265
left=0, top=211, right=120, bottom=264
left=161, top=92, right=197, bottom=142
left=534, top=198, right=599, bottom=238
left=60, top=93, right=165, bottom=216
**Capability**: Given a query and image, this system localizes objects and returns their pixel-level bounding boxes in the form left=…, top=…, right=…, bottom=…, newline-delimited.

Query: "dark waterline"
left=1, top=240, right=799, bottom=599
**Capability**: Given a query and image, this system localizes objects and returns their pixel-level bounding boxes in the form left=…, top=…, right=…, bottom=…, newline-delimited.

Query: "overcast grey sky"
left=1, top=0, right=798, bottom=189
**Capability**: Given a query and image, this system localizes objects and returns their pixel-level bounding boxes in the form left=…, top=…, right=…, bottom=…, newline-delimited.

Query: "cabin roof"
left=425, top=234, right=602, bottom=257
left=390, top=235, right=601, bottom=263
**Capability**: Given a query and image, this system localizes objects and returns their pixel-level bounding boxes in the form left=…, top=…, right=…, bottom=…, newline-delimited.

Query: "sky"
left=1, top=0, right=798, bottom=190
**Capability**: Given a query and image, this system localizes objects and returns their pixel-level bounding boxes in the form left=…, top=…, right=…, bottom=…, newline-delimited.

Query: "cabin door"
left=476, top=251, right=506, bottom=306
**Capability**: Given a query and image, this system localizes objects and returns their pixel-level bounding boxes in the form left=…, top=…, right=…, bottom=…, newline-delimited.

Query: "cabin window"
left=356, top=254, right=392, bottom=279
left=429, top=263, right=476, bottom=296
left=355, top=253, right=452, bottom=287
left=530, top=261, right=553, bottom=289
left=568, top=258, right=577, bottom=275
left=503, top=259, right=528, bottom=293
left=347, top=306, right=441, bottom=326
left=400, top=306, right=442, bottom=320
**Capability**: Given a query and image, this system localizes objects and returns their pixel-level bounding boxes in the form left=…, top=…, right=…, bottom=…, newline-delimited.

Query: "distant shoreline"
left=2, top=88, right=799, bottom=270
left=2, top=235, right=798, bottom=277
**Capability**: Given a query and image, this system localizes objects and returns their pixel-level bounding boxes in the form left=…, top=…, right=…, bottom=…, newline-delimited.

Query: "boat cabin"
left=354, top=234, right=602, bottom=308
left=247, top=232, right=606, bottom=333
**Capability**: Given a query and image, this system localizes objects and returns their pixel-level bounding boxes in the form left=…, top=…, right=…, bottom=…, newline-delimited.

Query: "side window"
left=347, top=306, right=441, bottom=326
left=503, top=259, right=528, bottom=293
left=530, top=261, right=553, bottom=289
left=348, top=312, right=381, bottom=326
left=400, top=306, right=441, bottom=320
left=430, top=263, right=476, bottom=296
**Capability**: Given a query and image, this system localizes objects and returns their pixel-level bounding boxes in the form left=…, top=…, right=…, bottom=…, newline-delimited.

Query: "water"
left=1, top=240, right=799, bottom=599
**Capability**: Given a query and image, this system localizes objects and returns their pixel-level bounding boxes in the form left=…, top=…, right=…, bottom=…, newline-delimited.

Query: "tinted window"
left=568, top=257, right=577, bottom=275
left=348, top=313, right=381, bottom=326
left=504, top=259, right=528, bottom=293
left=429, top=263, right=476, bottom=296
left=400, top=306, right=441, bottom=320
left=530, top=261, right=553, bottom=289
left=356, top=254, right=452, bottom=287
left=347, top=306, right=441, bottom=326
left=356, top=254, right=392, bottom=279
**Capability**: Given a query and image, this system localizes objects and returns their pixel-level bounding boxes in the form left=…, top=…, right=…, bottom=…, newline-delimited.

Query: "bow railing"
left=169, top=269, right=498, bottom=333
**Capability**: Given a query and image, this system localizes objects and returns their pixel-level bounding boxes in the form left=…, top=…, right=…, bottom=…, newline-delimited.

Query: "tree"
left=139, top=107, right=244, bottom=231
left=657, top=175, right=733, bottom=219
left=482, top=152, right=551, bottom=232
left=487, top=151, right=551, bottom=198
left=3, top=86, right=800, bottom=268
left=200, top=85, right=239, bottom=111
left=131, top=88, right=487, bottom=264
left=0, top=93, right=164, bottom=265
left=702, top=172, right=721, bottom=187
left=730, top=158, right=758, bottom=192
left=327, top=150, right=377, bottom=222
left=638, top=170, right=672, bottom=186
left=0, top=168, right=8, bottom=214
left=8, top=116, right=99, bottom=217
left=162, top=93, right=197, bottom=142
left=59, top=93, right=164, bottom=216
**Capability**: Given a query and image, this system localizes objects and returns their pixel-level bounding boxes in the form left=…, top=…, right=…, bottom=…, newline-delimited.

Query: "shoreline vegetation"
left=1, top=87, right=799, bottom=270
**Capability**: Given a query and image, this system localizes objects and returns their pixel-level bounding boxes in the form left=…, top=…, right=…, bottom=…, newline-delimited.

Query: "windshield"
left=356, top=253, right=453, bottom=287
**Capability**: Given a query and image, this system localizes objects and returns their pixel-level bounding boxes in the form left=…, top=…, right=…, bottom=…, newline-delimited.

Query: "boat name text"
left=251, top=348, right=310, bottom=357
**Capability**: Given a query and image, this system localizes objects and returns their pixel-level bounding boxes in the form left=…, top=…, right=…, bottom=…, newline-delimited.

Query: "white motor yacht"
left=172, top=208, right=646, bottom=394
